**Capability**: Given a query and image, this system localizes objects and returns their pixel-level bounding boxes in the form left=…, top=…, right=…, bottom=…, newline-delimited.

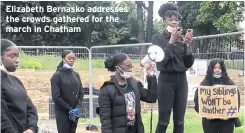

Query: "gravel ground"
left=38, top=120, right=58, bottom=133
left=37, top=119, right=100, bottom=133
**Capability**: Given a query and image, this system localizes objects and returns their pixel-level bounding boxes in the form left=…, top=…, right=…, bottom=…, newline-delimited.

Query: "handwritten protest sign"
left=198, top=85, right=239, bottom=119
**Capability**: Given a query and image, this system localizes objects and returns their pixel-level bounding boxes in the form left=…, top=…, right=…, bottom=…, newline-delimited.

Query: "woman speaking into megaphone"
left=150, top=3, right=195, bottom=133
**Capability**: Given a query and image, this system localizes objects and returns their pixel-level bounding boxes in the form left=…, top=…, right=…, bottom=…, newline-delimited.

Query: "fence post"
left=88, top=48, right=94, bottom=124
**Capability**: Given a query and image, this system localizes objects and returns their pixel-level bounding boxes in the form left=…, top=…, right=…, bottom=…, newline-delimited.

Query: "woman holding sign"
left=152, top=3, right=194, bottom=133
left=194, top=58, right=241, bottom=133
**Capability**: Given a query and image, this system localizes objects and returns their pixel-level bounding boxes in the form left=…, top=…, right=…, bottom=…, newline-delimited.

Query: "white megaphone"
left=140, top=45, right=165, bottom=67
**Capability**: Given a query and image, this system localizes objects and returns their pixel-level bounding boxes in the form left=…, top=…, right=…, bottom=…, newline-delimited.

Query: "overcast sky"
left=153, top=1, right=166, bottom=20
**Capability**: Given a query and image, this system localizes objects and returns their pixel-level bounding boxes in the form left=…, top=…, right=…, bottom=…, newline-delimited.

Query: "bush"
left=19, top=60, right=42, bottom=70
left=19, top=52, right=43, bottom=70
left=28, top=60, right=42, bottom=69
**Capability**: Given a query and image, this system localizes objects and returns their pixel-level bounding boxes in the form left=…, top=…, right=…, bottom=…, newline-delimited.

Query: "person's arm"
left=15, top=77, right=39, bottom=133
left=194, top=89, right=199, bottom=113
left=75, top=73, right=84, bottom=108
left=226, top=79, right=240, bottom=112
left=183, top=43, right=194, bottom=68
left=26, top=95, right=39, bottom=133
left=152, top=34, right=175, bottom=64
left=237, top=89, right=240, bottom=112
left=1, top=91, right=19, bottom=133
left=50, top=72, right=72, bottom=111
left=138, top=75, right=158, bottom=103
left=234, top=89, right=242, bottom=127
left=229, top=80, right=241, bottom=112
left=99, top=86, right=113, bottom=133
left=227, top=79, right=241, bottom=126
left=194, top=79, right=209, bottom=113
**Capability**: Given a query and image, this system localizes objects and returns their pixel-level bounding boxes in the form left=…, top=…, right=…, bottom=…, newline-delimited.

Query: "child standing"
left=194, top=58, right=241, bottom=133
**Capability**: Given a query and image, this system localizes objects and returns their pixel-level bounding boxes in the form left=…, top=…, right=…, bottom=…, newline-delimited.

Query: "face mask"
left=0, top=60, right=9, bottom=73
left=0, top=64, right=8, bottom=73
left=166, top=25, right=176, bottom=33
left=122, top=71, right=132, bottom=79
left=213, top=73, right=222, bottom=78
left=117, top=66, right=132, bottom=79
left=63, top=63, right=74, bottom=69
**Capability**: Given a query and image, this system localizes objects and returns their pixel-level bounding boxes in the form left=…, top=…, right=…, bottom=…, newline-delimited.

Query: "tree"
left=177, top=1, right=244, bottom=55
left=1, top=1, right=139, bottom=47
left=196, top=1, right=244, bottom=32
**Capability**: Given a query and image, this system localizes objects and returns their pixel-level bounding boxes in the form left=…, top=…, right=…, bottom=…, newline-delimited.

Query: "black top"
left=1, top=71, right=38, bottom=133
left=50, top=67, right=84, bottom=111
left=151, top=31, right=194, bottom=73
left=98, top=75, right=158, bottom=133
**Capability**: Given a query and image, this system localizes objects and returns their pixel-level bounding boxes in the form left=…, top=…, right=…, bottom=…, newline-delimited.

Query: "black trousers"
left=202, top=118, right=234, bottom=133
left=55, top=106, right=78, bottom=133
left=127, top=125, right=136, bottom=133
left=155, top=72, right=188, bottom=133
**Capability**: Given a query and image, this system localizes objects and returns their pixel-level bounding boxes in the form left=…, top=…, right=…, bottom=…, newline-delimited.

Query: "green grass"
left=224, top=60, right=244, bottom=70
left=142, top=110, right=244, bottom=133
left=18, top=53, right=141, bottom=70
left=19, top=54, right=90, bottom=70
left=19, top=53, right=243, bottom=70
left=78, top=110, right=244, bottom=133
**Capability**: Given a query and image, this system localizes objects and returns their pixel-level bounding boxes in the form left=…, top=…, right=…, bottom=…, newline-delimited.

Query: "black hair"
left=158, top=2, right=182, bottom=20
left=204, top=58, right=232, bottom=85
left=56, top=50, right=74, bottom=71
left=104, top=53, right=128, bottom=72
left=1, top=39, right=17, bottom=56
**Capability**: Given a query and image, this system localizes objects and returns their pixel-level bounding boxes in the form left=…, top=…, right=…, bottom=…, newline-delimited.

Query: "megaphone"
left=140, top=45, right=165, bottom=67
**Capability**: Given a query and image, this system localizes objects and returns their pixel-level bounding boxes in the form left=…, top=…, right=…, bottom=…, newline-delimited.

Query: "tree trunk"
left=136, top=2, right=146, bottom=56
left=146, top=1, right=154, bottom=43
left=83, top=24, right=93, bottom=48
left=136, top=3, right=145, bottom=43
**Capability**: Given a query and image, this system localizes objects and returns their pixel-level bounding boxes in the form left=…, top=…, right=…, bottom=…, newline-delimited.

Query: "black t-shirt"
left=120, top=83, right=136, bottom=127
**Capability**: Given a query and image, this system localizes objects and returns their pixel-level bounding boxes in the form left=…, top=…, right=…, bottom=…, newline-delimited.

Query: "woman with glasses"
left=98, top=53, right=158, bottom=133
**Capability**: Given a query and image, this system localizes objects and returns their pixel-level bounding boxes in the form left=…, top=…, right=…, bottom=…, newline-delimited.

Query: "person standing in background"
left=1, top=39, right=39, bottom=133
left=50, top=50, right=84, bottom=133
left=194, top=58, right=241, bottom=133
left=152, top=3, right=194, bottom=133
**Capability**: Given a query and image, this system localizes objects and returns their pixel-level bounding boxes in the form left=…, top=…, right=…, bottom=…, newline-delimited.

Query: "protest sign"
left=198, top=85, right=239, bottom=119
